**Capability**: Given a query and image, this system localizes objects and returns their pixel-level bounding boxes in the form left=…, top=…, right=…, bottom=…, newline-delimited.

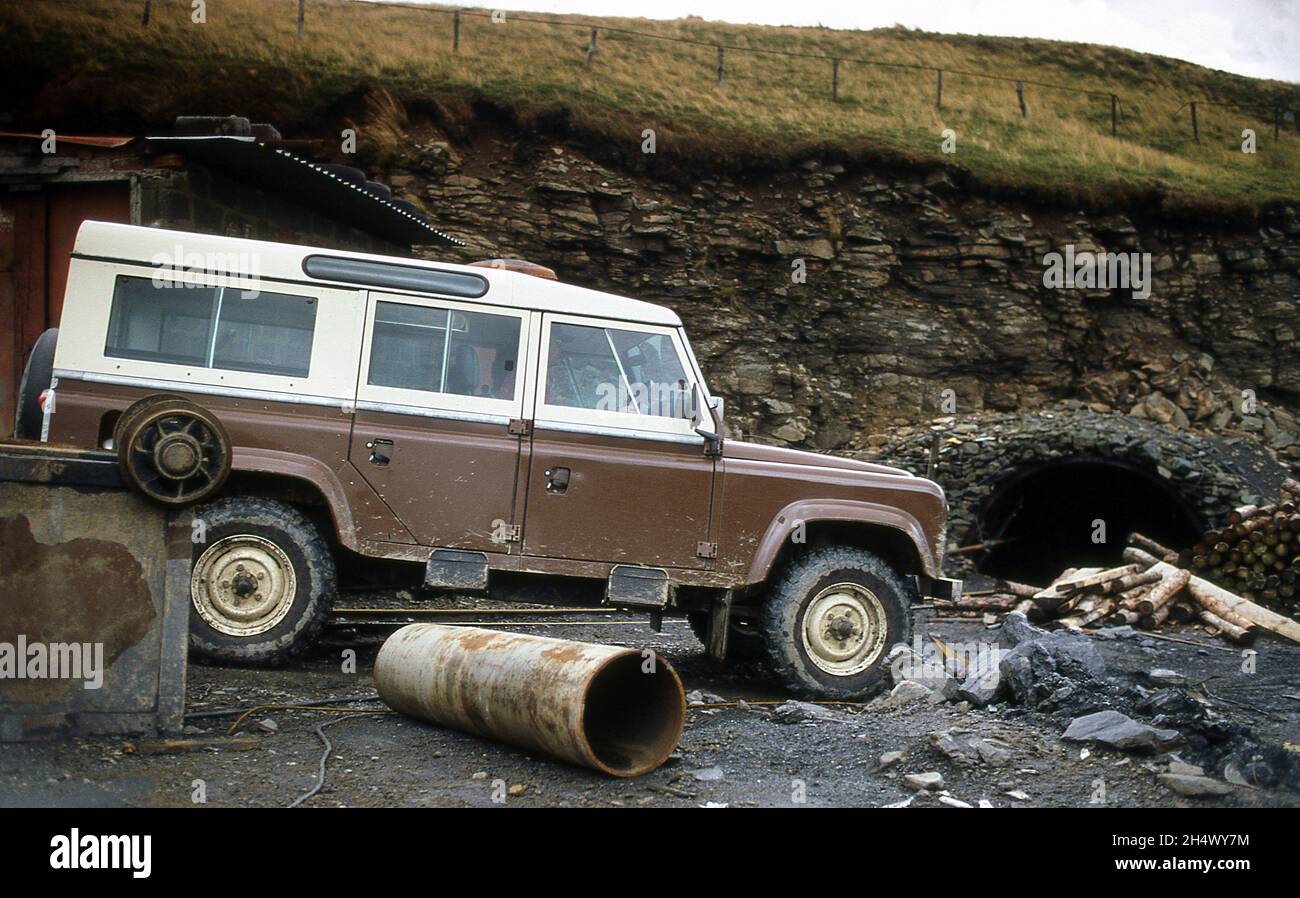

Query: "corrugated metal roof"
left=0, top=131, right=136, bottom=148
left=145, top=136, right=461, bottom=247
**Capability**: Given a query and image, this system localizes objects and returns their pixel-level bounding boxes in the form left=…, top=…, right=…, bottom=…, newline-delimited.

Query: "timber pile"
left=933, top=478, right=1300, bottom=647
left=1172, top=477, right=1300, bottom=614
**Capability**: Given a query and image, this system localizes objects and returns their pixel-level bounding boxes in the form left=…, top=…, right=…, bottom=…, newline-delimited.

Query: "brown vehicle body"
left=26, top=222, right=954, bottom=691
left=47, top=380, right=948, bottom=591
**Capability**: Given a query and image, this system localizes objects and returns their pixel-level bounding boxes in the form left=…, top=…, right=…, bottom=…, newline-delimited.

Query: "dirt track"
left=2, top=600, right=1298, bottom=809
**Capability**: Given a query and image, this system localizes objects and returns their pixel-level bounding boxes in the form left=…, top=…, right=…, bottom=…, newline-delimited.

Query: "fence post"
left=453, top=11, right=461, bottom=53
left=297, top=0, right=305, bottom=36
left=142, top=0, right=152, bottom=26
left=1015, top=81, right=1026, bottom=117
left=1110, top=94, right=1117, bottom=136
left=586, top=27, right=598, bottom=66
left=831, top=59, right=840, bottom=102
left=1275, top=106, right=1281, bottom=141
left=935, top=69, right=942, bottom=110
left=716, top=47, right=725, bottom=87
left=1190, top=101, right=1198, bottom=142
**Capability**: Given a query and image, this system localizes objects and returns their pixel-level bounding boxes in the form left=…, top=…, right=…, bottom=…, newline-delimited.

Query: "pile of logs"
left=1173, top=477, right=1300, bottom=613
left=933, top=478, right=1300, bottom=647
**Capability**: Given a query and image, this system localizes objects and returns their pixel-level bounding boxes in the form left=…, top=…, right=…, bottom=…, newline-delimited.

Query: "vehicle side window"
left=546, top=323, right=692, bottom=419
left=104, top=275, right=317, bottom=377
left=368, top=300, right=520, bottom=400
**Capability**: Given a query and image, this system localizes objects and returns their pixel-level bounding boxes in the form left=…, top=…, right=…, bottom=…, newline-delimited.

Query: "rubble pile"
left=883, top=606, right=1298, bottom=794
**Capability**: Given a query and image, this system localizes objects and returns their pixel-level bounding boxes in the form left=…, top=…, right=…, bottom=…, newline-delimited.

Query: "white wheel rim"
left=801, top=582, right=888, bottom=677
left=192, top=535, right=297, bottom=637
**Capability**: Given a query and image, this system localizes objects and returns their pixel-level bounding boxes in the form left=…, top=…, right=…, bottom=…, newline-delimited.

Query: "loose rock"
left=1062, top=710, right=1180, bottom=753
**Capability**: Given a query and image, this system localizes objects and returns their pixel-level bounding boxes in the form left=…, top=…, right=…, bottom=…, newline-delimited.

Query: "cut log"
left=1101, top=568, right=1162, bottom=595
left=1195, top=608, right=1255, bottom=645
left=1000, top=580, right=1043, bottom=599
left=1125, top=546, right=1300, bottom=644
left=1032, top=566, right=1092, bottom=611
left=937, top=594, right=1019, bottom=612
left=1076, top=597, right=1116, bottom=628
left=1135, top=568, right=1190, bottom=616
left=1129, top=532, right=1177, bottom=562
left=1037, top=564, right=1139, bottom=598
left=1185, top=580, right=1261, bottom=633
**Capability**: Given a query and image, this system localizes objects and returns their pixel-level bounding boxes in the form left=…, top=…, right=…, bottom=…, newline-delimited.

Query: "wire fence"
left=138, top=0, right=1300, bottom=144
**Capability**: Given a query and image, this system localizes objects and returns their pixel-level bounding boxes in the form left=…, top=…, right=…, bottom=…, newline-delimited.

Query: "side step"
left=425, top=549, right=490, bottom=592
left=606, top=565, right=673, bottom=608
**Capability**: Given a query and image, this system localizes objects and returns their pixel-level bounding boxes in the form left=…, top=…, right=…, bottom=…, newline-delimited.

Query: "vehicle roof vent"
left=469, top=258, right=558, bottom=280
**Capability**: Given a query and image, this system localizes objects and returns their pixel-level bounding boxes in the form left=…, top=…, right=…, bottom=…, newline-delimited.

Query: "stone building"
left=0, top=118, right=460, bottom=437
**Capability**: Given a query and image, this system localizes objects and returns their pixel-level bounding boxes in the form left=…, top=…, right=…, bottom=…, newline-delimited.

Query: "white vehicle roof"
left=72, top=221, right=682, bottom=327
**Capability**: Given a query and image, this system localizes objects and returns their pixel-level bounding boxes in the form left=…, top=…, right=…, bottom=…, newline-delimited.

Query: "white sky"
left=372, top=0, right=1299, bottom=82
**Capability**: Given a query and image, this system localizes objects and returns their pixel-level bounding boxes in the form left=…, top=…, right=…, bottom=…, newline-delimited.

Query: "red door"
left=0, top=182, right=129, bottom=438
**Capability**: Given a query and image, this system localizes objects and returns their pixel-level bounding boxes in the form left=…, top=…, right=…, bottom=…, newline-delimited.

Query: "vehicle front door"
left=349, top=291, right=536, bottom=553
left=522, top=314, right=716, bottom=570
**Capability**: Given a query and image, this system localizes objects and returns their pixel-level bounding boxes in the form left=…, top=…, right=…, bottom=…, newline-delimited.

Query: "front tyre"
left=189, top=497, right=336, bottom=666
left=759, top=546, right=913, bottom=699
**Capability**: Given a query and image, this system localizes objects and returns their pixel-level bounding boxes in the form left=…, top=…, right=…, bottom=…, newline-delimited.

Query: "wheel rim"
left=124, top=409, right=228, bottom=505
left=192, top=535, right=297, bottom=637
left=800, top=582, right=888, bottom=677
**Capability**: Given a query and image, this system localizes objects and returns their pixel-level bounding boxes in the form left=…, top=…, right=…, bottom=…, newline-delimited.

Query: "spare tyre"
left=115, top=395, right=232, bottom=506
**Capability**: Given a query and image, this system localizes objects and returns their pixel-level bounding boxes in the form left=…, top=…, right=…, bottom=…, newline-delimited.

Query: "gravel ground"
left=1, top=598, right=1297, bottom=809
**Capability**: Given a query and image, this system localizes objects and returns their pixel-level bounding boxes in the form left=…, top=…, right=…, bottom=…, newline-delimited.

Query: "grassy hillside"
left=4, top=0, right=1299, bottom=212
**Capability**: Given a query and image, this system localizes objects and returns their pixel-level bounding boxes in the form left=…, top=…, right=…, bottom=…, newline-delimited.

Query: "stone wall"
left=873, top=406, right=1289, bottom=571
left=384, top=124, right=1300, bottom=465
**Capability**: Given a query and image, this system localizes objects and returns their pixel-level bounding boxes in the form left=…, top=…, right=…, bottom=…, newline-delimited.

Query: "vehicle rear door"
left=348, top=291, right=537, bottom=553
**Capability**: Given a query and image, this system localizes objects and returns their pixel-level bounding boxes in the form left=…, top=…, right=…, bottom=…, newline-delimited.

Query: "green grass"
left=3, top=0, right=1298, bottom=212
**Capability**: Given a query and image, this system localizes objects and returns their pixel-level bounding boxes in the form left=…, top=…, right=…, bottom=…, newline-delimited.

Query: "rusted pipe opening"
left=582, top=653, right=686, bottom=777
left=971, top=457, right=1204, bottom=583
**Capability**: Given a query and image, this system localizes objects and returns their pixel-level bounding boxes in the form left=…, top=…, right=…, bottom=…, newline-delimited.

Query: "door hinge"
left=696, top=541, right=718, bottom=559
left=508, top=419, right=532, bottom=436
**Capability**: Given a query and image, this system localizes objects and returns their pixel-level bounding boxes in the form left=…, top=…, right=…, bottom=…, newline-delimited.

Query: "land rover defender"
left=16, top=221, right=957, bottom=698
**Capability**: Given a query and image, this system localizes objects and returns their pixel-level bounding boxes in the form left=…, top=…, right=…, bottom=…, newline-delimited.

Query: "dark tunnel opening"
left=970, top=457, right=1206, bottom=585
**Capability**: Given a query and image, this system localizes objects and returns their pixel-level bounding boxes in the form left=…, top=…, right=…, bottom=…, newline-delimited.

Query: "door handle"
left=544, top=466, right=570, bottom=493
left=366, top=438, right=394, bottom=466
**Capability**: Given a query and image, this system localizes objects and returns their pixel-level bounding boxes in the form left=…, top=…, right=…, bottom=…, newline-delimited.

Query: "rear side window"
left=545, top=323, right=692, bottom=418
left=104, top=275, right=318, bottom=377
left=368, top=300, right=521, bottom=400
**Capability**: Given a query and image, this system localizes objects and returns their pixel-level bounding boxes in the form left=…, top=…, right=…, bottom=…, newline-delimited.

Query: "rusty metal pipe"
left=374, top=624, right=685, bottom=777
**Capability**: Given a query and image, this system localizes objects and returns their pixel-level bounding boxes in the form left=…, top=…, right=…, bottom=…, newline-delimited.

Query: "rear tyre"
left=189, top=496, right=336, bottom=666
left=759, top=546, right=913, bottom=699
left=14, top=328, right=58, bottom=440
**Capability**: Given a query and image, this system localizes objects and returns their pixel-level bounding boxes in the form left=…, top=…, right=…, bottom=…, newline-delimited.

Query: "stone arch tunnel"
left=876, top=409, right=1291, bottom=584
